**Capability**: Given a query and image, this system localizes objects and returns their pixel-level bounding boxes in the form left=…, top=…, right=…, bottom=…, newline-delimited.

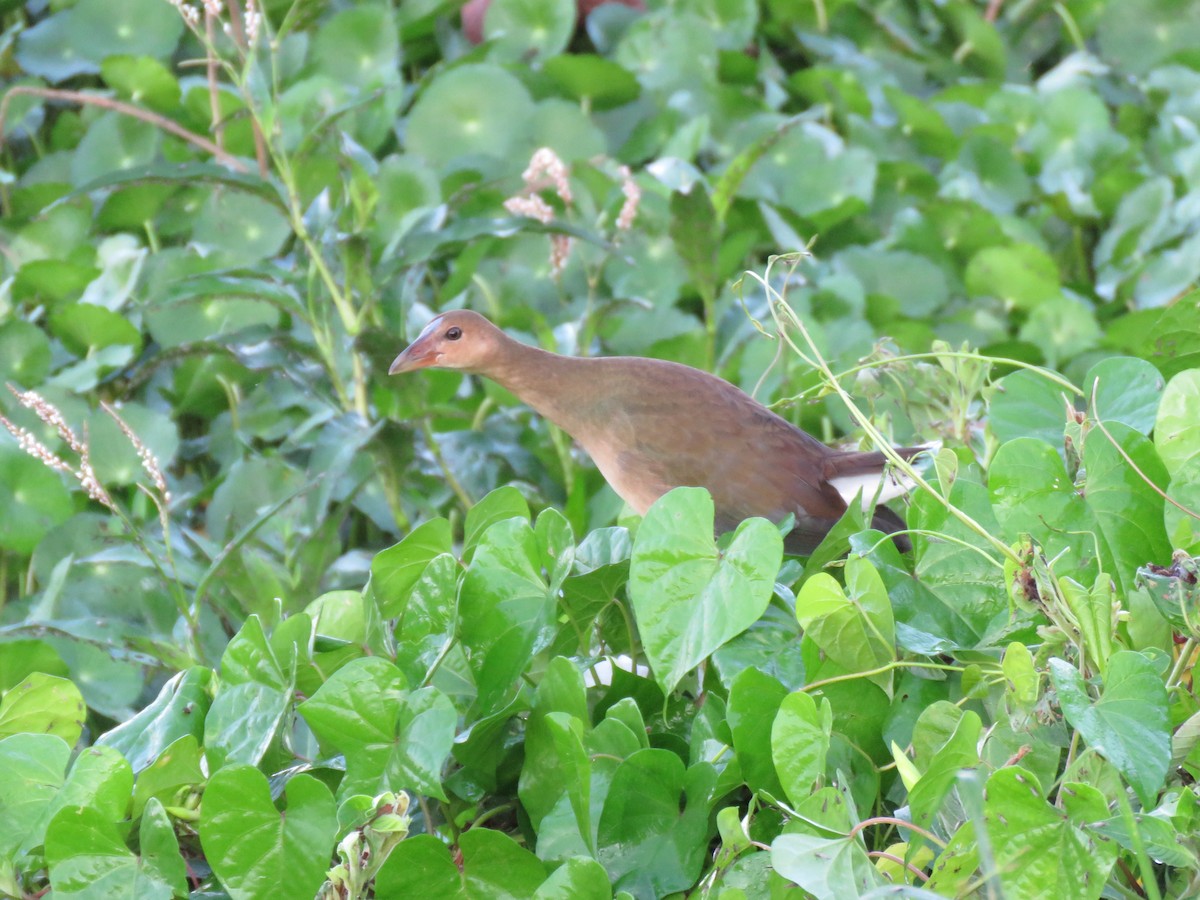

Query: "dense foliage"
left=2, top=0, right=1200, bottom=896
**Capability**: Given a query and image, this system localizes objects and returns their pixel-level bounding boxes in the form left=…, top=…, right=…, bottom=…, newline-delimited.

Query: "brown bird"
left=390, top=310, right=921, bottom=554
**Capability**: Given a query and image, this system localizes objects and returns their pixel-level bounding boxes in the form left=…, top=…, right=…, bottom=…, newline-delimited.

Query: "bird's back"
left=540, top=356, right=859, bottom=550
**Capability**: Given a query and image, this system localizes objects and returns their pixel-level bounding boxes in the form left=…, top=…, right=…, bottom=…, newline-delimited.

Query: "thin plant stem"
left=0, top=87, right=249, bottom=170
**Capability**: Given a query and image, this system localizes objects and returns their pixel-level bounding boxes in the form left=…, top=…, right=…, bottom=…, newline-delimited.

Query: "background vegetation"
left=2, top=0, right=1200, bottom=896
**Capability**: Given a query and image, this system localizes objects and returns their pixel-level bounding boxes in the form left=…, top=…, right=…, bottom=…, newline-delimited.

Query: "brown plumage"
left=390, top=310, right=920, bottom=554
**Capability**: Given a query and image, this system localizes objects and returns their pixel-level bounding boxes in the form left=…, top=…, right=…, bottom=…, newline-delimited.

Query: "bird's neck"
left=483, top=338, right=602, bottom=432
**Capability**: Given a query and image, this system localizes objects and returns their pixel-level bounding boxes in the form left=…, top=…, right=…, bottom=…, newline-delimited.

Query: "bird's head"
left=388, top=310, right=502, bottom=375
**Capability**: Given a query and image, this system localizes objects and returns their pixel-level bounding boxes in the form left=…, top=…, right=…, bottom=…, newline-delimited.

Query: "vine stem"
left=1166, top=638, right=1197, bottom=694
left=742, top=260, right=1021, bottom=566
left=0, top=86, right=249, bottom=170
left=867, top=850, right=931, bottom=882
left=848, top=816, right=946, bottom=848
left=801, top=660, right=967, bottom=693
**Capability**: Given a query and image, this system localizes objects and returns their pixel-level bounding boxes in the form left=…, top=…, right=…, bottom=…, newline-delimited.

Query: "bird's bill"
left=388, top=337, right=438, bottom=375
left=388, top=345, right=437, bottom=374
left=389, top=318, right=448, bottom=375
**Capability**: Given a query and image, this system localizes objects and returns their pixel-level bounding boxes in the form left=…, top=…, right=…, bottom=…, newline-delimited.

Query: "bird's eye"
left=446, top=327, right=463, bottom=341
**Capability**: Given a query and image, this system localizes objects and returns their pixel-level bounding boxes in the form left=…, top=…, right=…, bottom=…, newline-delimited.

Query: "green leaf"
left=727, top=667, right=788, bottom=797
left=45, top=800, right=185, bottom=898
left=966, top=244, right=1061, bottom=310
left=1097, top=0, right=1200, bottom=75
left=299, top=657, right=456, bottom=800
left=0, top=639, right=68, bottom=692
left=1084, top=356, right=1164, bottom=435
left=376, top=829, right=548, bottom=898
left=0, top=443, right=74, bottom=555
left=597, top=750, right=715, bottom=897
left=54, top=745, right=133, bottom=824
left=85, top=402, right=177, bottom=487
left=367, top=520, right=451, bottom=619
left=535, top=506, right=575, bottom=594
left=629, top=487, right=783, bottom=695
left=1049, top=652, right=1169, bottom=805
left=1106, top=291, right=1200, bottom=378
left=712, top=606, right=805, bottom=690
left=518, top=657, right=589, bottom=831
left=63, top=162, right=286, bottom=210
left=70, top=114, right=160, bottom=187
left=139, top=799, right=189, bottom=895
left=532, top=855, right=611, bottom=899
left=17, top=0, right=182, bottom=80
left=203, top=616, right=292, bottom=770
left=771, top=831, right=883, bottom=897
left=460, top=516, right=555, bottom=713
left=0, top=733, right=70, bottom=863
left=740, top=123, right=875, bottom=228
left=192, top=190, right=293, bottom=268
left=770, top=691, right=831, bottom=806
left=987, top=369, right=1067, bottom=450
left=484, top=0, right=576, bottom=62
left=406, top=64, right=534, bottom=169
left=0, top=673, right=85, bottom=744
left=989, top=438, right=1096, bottom=583
left=984, top=766, right=1117, bottom=898
left=311, top=5, right=400, bottom=88
left=837, top=247, right=948, bottom=317
left=1090, top=809, right=1198, bottom=869
left=670, top=187, right=719, bottom=301
left=100, top=55, right=181, bottom=112
left=0, top=320, right=52, bottom=386
left=464, top=486, right=530, bottom=562
left=1156, top=369, right=1200, bottom=477
left=794, top=557, right=894, bottom=696
left=711, top=115, right=802, bottom=221
left=392, top=553, right=459, bottom=687
left=1165, top=458, right=1200, bottom=553
left=906, top=703, right=981, bottom=830
left=1135, top=556, right=1200, bottom=634
left=1083, top=423, right=1171, bottom=597
left=131, top=734, right=203, bottom=818
left=934, top=0, right=1006, bottom=77
left=1002, top=642, right=1039, bottom=711
left=13, top=258, right=98, bottom=308
left=546, top=712, right=594, bottom=855
left=96, top=668, right=213, bottom=772
left=66, top=0, right=183, bottom=62
left=543, top=55, right=640, bottom=110
left=200, top=766, right=337, bottom=900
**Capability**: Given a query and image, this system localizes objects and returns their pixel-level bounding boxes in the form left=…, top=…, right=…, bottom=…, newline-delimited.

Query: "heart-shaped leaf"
left=1049, top=652, right=1169, bottom=805
left=299, top=657, right=456, bottom=801
left=200, top=766, right=336, bottom=900
left=983, top=766, right=1117, bottom=897
left=629, top=487, right=782, bottom=695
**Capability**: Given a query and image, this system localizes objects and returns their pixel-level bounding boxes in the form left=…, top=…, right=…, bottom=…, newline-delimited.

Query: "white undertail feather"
left=829, top=442, right=940, bottom=512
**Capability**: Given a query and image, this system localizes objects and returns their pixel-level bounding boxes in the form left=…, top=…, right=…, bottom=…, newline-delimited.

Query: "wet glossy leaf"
left=376, top=829, right=548, bottom=898
left=983, top=766, right=1117, bottom=898
left=794, top=557, right=894, bottom=696
left=629, top=487, right=782, bottom=695
left=0, top=673, right=85, bottom=744
left=597, top=751, right=715, bottom=897
left=771, top=691, right=830, bottom=806
left=200, top=766, right=337, bottom=900
left=96, top=668, right=213, bottom=772
left=1049, top=652, right=1169, bottom=806
left=299, top=657, right=456, bottom=800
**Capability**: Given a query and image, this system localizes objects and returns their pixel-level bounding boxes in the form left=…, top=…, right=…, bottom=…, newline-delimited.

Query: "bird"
left=389, top=309, right=922, bottom=555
